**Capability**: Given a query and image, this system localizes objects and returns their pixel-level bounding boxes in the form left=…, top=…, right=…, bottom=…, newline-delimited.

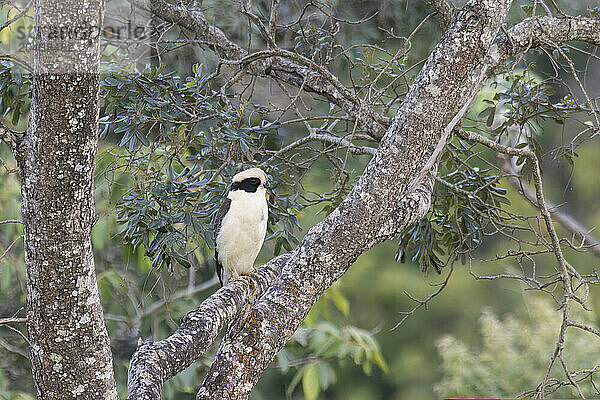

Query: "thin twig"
left=392, top=263, right=454, bottom=330
left=0, top=317, right=27, bottom=325
left=0, top=0, right=33, bottom=32
left=0, top=235, right=23, bottom=262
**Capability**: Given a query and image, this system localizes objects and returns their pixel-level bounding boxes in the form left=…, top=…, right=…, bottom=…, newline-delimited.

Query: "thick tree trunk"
left=18, top=0, right=117, bottom=398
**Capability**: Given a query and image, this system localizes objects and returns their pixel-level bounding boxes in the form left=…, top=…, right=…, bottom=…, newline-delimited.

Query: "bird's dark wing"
left=213, top=197, right=231, bottom=287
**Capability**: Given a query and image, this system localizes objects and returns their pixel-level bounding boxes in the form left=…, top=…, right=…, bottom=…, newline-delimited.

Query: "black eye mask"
left=231, top=177, right=261, bottom=193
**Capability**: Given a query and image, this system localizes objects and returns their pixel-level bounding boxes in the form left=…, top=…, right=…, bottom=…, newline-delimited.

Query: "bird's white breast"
left=215, top=188, right=268, bottom=283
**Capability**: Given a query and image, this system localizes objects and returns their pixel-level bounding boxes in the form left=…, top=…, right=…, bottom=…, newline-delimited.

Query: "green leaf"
left=302, top=363, right=320, bottom=400
left=135, top=130, right=150, bottom=147
left=486, top=106, right=495, bottom=127
left=329, top=287, right=349, bottom=317
left=173, top=252, right=191, bottom=268
left=372, top=350, right=389, bottom=373
left=286, top=368, right=303, bottom=397
left=274, top=236, right=283, bottom=256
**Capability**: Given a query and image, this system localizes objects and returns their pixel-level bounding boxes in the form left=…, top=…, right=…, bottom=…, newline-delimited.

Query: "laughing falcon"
left=213, top=168, right=268, bottom=286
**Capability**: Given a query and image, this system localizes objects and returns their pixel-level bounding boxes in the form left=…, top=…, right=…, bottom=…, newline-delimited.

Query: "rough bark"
left=496, top=15, right=600, bottom=65
left=0, top=1, right=594, bottom=398
left=18, top=0, right=117, bottom=398
left=127, top=255, right=288, bottom=399
left=128, top=0, right=511, bottom=397
left=426, top=0, right=454, bottom=31
left=196, top=1, right=512, bottom=398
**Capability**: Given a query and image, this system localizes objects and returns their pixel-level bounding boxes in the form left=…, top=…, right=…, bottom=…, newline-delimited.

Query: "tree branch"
left=126, top=3, right=600, bottom=400
left=0, top=317, right=27, bottom=326
left=0, top=0, right=33, bottom=33
left=0, top=234, right=23, bottom=263
left=140, top=0, right=600, bottom=143
left=456, top=127, right=579, bottom=396
left=493, top=15, right=600, bottom=73
left=127, top=255, right=290, bottom=399
left=268, top=0, right=281, bottom=44
left=127, top=168, right=435, bottom=400
left=0, top=219, right=22, bottom=225
left=374, top=171, right=436, bottom=243
left=0, top=337, right=29, bottom=359
left=138, top=275, right=219, bottom=322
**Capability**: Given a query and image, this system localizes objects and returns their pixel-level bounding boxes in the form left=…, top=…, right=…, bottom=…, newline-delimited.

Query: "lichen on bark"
left=19, top=0, right=117, bottom=398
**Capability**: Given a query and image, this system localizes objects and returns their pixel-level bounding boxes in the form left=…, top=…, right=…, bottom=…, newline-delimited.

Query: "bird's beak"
left=261, top=181, right=269, bottom=190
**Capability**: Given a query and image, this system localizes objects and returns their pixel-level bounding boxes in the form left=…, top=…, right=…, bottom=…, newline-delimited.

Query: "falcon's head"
left=230, top=168, right=268, bottom=192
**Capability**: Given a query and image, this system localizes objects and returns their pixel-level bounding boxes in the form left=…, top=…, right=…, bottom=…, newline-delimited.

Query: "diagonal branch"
left=127, top=254, right=290, bottom=399
left=129, top=0, right=513, bottom=397
left=127, top=4, right=600, bottom=400
left=126, top=174, right=434, bottom=399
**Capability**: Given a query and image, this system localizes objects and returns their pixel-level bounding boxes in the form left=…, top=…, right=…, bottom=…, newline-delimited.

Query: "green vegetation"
left=436, top=298, right=600, bottom=398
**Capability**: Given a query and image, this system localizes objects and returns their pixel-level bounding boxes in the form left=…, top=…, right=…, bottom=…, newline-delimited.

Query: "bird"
left=213, top=167, right=268, bottom=286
